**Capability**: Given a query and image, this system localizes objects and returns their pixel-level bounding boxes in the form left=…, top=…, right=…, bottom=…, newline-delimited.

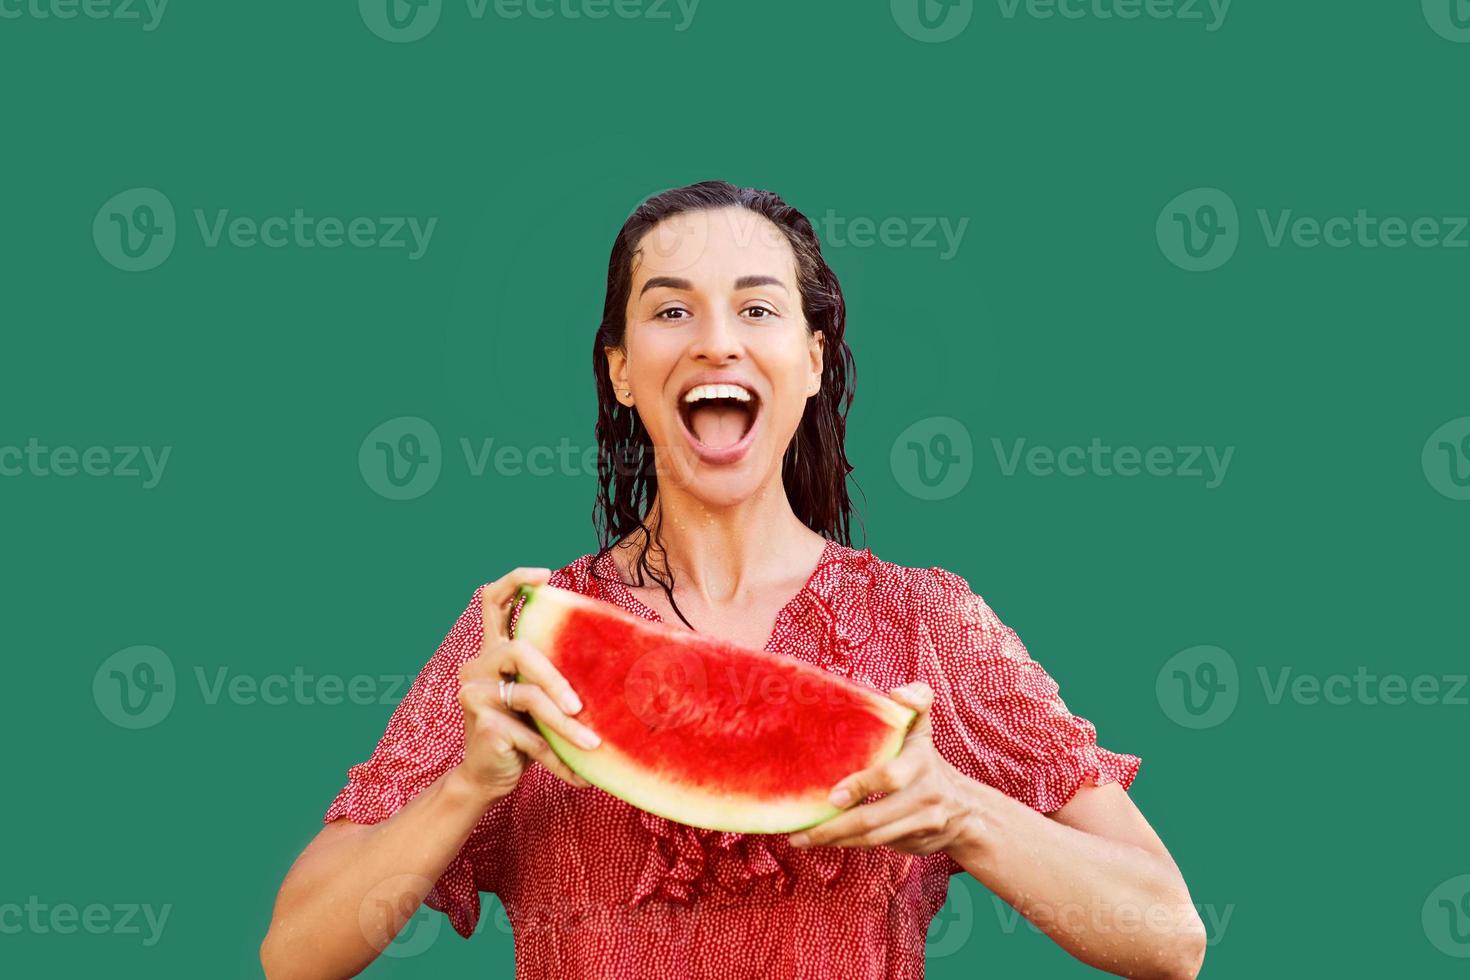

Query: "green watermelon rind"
left=510, top=583, right=918, bottom=834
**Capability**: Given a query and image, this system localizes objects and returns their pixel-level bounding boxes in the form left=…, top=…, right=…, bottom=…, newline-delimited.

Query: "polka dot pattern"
left=323, top=540, right=1140, bottom=978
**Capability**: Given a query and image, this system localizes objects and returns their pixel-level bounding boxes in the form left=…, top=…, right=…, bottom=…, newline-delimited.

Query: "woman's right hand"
left=454, top=567, right=601, bottom=803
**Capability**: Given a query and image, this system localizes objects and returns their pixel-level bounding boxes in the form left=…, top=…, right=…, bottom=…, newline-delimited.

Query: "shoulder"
left=829, top=545, right=1026, bottom=668
left=831, top=543, right=989, bottom=620
left=478, top=551, right=605, bottom=601
left=546, top=551, right=602, bottom=593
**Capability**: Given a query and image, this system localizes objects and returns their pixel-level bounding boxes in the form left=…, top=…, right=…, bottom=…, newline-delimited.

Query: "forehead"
left=630, top=206, right=796, bottom=286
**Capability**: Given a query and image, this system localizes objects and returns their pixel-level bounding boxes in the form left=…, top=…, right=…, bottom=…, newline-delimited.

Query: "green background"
left=3, top=1, right=1467, bottom=976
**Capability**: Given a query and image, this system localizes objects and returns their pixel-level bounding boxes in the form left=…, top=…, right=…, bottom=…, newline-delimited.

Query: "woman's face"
left=607, top=206, right=824, bottom=509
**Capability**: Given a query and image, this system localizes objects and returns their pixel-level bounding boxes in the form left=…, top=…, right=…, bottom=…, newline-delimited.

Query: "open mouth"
left=676, top=382, right=761, bottom=462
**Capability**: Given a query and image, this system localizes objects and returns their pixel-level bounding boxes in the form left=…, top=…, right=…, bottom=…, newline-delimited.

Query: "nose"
left=687, top=306, right=743, bottom=364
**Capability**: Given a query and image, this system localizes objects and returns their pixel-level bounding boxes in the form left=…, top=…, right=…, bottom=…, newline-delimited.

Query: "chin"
left=655, top=445, right=780, bottom=510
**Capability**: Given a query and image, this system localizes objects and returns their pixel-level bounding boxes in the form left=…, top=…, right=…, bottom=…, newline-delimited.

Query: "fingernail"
left=789, top=833, right=810, bottom=848
left=576, top=727, right=601, bottom=749
left=563, top=692, right=583, bottom=714
left=829, top=788, right=851, bottom=807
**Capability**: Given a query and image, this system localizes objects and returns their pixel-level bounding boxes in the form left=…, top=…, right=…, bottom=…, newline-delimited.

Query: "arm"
left=260, top=567, right=600, bottom=979
left=259, top=768, right=503, bottom=980
left=791, top=683, right=1206, bottom=980
left=950, top=775, right=1206, bottom=979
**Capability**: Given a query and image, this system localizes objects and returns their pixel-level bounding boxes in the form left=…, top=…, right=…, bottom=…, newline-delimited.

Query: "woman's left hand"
left=788, top=682, right=974, bottom=856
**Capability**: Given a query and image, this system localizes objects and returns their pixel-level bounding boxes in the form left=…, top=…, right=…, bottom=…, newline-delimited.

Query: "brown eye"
left=656, top=307, right=690, bottom=321
left=743, top=305, right=775, bottom=320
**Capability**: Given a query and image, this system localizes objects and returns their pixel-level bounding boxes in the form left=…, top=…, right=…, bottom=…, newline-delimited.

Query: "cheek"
left=622, top=328, right=678, bottom=388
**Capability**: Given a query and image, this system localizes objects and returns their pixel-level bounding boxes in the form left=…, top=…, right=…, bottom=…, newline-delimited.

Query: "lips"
left=675, top=379, right=762, bottom=466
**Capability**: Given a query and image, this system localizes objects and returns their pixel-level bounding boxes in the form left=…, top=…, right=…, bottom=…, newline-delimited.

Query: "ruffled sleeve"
left=322, top=585, right=510, bottom=938
left=914, top=567, right=1140, bottom=864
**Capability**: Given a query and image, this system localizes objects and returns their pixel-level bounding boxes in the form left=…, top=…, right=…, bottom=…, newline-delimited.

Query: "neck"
left=617, top=470, right=825, bottom=604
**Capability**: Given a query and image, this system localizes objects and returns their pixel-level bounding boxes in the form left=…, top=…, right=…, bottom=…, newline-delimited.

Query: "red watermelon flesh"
left=510, top=584, right=917, bottom=833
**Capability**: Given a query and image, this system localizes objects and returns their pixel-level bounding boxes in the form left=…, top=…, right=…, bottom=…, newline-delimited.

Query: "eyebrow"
left=638, top=275, right=789, bottom=296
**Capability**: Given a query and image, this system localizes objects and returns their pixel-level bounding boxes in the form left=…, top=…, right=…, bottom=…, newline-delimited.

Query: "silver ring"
left=499, top=678, right=517, bottom=711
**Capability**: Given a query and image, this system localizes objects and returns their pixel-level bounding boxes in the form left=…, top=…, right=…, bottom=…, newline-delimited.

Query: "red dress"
left=324, top=539, right=1140, bottom=979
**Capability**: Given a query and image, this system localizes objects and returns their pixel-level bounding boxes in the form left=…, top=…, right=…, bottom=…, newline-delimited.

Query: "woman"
left=260, top=182, right=1206, bottom=979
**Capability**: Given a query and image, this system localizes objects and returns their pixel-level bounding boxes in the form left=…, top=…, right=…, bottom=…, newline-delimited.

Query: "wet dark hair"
left=590, top=180, right=861, bottom=629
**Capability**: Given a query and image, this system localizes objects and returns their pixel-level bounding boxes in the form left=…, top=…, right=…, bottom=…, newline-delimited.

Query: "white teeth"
left=682, top=383, right=753, bottom=404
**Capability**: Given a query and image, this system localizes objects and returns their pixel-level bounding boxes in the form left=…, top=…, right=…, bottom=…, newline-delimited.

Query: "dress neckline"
left=592, top=536, right=841, bottom=654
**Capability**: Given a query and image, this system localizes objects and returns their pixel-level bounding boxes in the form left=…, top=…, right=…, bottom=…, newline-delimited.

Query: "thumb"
left=888, top=681, right=934, bottom=738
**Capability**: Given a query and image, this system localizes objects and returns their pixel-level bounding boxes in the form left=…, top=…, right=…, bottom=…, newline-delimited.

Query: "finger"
left=825, top=756, right=912, bottom=810
left=469, top=694, right=590, bottom=789
left=888, top=682, right=935, bottom=739
left=505, top=681, right=601, bottom=752
left=493, top=712, right=591, bottom=789
left=791, top=792, right=915, bottom=849
left=458, top=631, right=573, bottom=701
left=498, top=638, right=583, bottom=716
left=817, top=811, right=944, bottom=851
left=479, top=567, right=553, bottom=644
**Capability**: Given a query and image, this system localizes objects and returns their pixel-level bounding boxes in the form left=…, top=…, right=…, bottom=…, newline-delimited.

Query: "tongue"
left=689, top=404, right=749, bottom=449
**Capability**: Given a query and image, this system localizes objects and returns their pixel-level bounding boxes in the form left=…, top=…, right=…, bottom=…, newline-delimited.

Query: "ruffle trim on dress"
left=630, top=810, right=851, bottom=908
left=796, top=544, right=879, bottom=673
left=323, top=768, right=404, bottom=826
left=1030, top=741, right=1142, bottom=814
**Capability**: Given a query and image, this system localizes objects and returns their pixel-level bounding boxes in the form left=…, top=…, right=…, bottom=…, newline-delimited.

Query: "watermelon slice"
left=510, top=584, right=917, bottom=833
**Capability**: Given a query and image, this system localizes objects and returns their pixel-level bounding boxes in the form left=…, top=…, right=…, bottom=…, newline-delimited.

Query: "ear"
left=605, top=346, right=633, bottom=405
left=806, top=330, right=825, bottom=397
